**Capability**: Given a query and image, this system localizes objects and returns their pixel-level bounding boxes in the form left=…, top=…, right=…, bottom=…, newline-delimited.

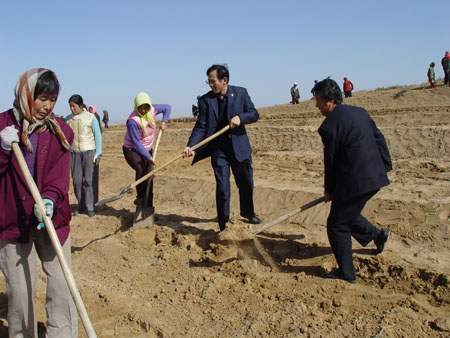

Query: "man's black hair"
left=311, top=78, right=343, bottom=104
left=206, top=64, right=229, bottom=81
left=34, top=71, right=60, bottom=100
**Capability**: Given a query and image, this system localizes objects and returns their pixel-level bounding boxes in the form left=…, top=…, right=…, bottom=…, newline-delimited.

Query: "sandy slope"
left=1, top=82, right=450, bottom=337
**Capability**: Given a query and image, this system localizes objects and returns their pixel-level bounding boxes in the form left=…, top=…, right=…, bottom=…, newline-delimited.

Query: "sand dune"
left=1, top=82, right=449, bottom=337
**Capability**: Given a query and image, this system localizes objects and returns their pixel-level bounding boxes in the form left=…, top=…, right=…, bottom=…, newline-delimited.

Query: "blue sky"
left=1, top=0, right=448, bottom=123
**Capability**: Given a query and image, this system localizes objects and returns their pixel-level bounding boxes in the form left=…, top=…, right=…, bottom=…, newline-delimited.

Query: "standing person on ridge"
left=443, top=51, right=450, bottom=87
left=311, top=78, right=391, bottom=283
left=0, top=68, right=77, bottom=337
left=66, top=94, right=102, bottom=217
left=183, top=64, right=262, bottom=232
left=122, top=92, right=171, bottom=206
left=290, top=82, right=300, bottom=104
left=442, top=51, right=450, bottom=85
left=427, top=62, right=436, bottom=89
left=102, top=109, right=109, bottom=129
left=343, top=77, right=354, bottom=98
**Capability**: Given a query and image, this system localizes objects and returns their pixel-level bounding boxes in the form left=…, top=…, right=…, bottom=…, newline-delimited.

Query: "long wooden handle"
left=253, top=197, right=325, bottom=236
left=152, top=129, right=163, bottom=162
left=143, top=130, right=163, bottom=204
left=12, top=143, right=97, bottom=338
left=130, top=125, right=230, bottom=189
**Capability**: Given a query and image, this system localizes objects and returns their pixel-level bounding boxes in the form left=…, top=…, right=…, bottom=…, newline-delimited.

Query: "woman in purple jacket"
left=0, top=68, right=77, bottom=337
left=122, top=92, right=171, bottom=206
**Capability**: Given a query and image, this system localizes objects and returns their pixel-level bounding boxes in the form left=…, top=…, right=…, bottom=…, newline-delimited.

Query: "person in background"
left=88, top=106, right=102, bottom=204
left=102, top=109, right=109, bottom=129
left=122, top=92, right=170, bottom=206
left=311, top=80, right=319, bottom=97
left=343, top=77, right=354, bottom=98
left=0, top=68, right=77, bottom=337
left=442, top=51, right=450, bottom=85
left=290, top=82, right=300, bottom=104
left=311, top=78, right=391, bottom=284
left=183, top=64, right=262, bottom=232
left=192, top=104, right=199, bottom=118
left=66, top=94, right=102, bottom=216
left=192, top=95, right=201, bottom=119
left=443, top=52, right=450, bottom=87
left=427, top=62, right=436, bottom=89
left=89, top=105, right=102, bottom=132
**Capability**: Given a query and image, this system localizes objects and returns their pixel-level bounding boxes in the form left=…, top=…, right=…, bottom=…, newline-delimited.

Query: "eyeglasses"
left=205, top=79, right=219, bottom=85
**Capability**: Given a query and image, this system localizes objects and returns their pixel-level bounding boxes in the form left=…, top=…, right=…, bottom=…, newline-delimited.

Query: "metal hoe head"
left=133, top=205, right=155, bottom=227
left=95, top=185, right=131, bottom=207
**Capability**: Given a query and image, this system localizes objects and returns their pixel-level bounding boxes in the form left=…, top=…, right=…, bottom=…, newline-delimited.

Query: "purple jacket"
left=0, top=109, right=74, bottom=244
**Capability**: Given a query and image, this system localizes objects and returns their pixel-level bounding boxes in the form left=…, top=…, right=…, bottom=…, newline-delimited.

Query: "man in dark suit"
left=311, top=78, right=391, bottom=283
left=183, top=64, right=261, bottom=231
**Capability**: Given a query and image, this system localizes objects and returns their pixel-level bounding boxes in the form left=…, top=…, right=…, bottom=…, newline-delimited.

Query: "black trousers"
left=327, top=189, right=381, bottom=280
left=123, top=147, right=154, bottom=206
left=211, top=141, right=255, bottom=228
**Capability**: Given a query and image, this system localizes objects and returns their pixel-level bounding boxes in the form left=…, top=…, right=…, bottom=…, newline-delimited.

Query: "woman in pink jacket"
left=0, top=68, right=77, bottom=337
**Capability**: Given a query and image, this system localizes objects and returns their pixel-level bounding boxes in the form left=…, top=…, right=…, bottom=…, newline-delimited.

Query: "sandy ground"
left=1, top=82, right=450, bottom=337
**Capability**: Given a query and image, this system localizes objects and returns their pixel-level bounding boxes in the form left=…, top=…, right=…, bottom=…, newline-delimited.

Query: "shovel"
left=133, top=130, right=163, bottom=227
left=12, top=143, right=97, bottom=338
left=253, top=196, right=325, bottom=236
left=96, top=125, right=230, bottom=206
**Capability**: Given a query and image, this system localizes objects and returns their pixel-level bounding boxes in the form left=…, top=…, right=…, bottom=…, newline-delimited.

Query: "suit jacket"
left=187, top=85, right=259, bottom=164
left=318, top=104, right=392, bottom=203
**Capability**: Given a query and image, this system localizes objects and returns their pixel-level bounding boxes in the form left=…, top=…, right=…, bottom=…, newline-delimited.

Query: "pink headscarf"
left=12, top=68, right=71, bottom=152
left=89, top=106, right=98, bottom=114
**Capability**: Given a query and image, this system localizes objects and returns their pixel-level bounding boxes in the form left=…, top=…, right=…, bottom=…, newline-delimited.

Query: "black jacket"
left=318, top=104, right=392, bottom=202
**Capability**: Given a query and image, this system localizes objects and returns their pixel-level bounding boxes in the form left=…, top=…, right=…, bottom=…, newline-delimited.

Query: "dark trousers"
left=327, top=190, right=381, bottom=280
left=444, top=69, right=449, bottom=85
left=93, top=163, right=99, bottom=207
left=123, top=147, right=154, bottom=206
left=211, top=142, right=255, bottom=228
left=344, top=91, right=352, bottom=98
left=71, top=150, right=95, bottom=212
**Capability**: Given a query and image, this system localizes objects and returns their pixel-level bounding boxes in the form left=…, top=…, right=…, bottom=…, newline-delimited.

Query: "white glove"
left=34, top=198, right=54, bottom=229
left=0, top=126, right=19, bottom=151
left=93, top=154, right=101, bottom=165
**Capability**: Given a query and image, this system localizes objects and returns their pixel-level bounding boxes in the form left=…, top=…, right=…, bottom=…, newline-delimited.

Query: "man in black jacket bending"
left=312, top=78, right=391, bottom=283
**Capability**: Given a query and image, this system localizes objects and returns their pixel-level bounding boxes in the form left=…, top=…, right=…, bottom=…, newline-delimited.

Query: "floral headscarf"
left=12, top=68, right=71, bottom=152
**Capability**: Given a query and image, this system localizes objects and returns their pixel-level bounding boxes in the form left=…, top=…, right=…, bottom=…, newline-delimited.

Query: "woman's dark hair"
left=311, top=78, right=343, bottom=104
left=34, top=71, right=60, bottom=100
left=207, top=64, right=229, bottom=81
left=68, top=94, right=84, bottom=106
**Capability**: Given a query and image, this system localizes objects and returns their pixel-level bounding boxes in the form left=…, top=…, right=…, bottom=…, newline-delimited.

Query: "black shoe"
left=134, top=198, right=144, bottom=206
left=219, top=222, right=227, bottom=232
left=374, top=230, right=389, bottom=254
left=321, top=270, right=356, bottom=284
left=245, top=216, right=262, bottom=224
